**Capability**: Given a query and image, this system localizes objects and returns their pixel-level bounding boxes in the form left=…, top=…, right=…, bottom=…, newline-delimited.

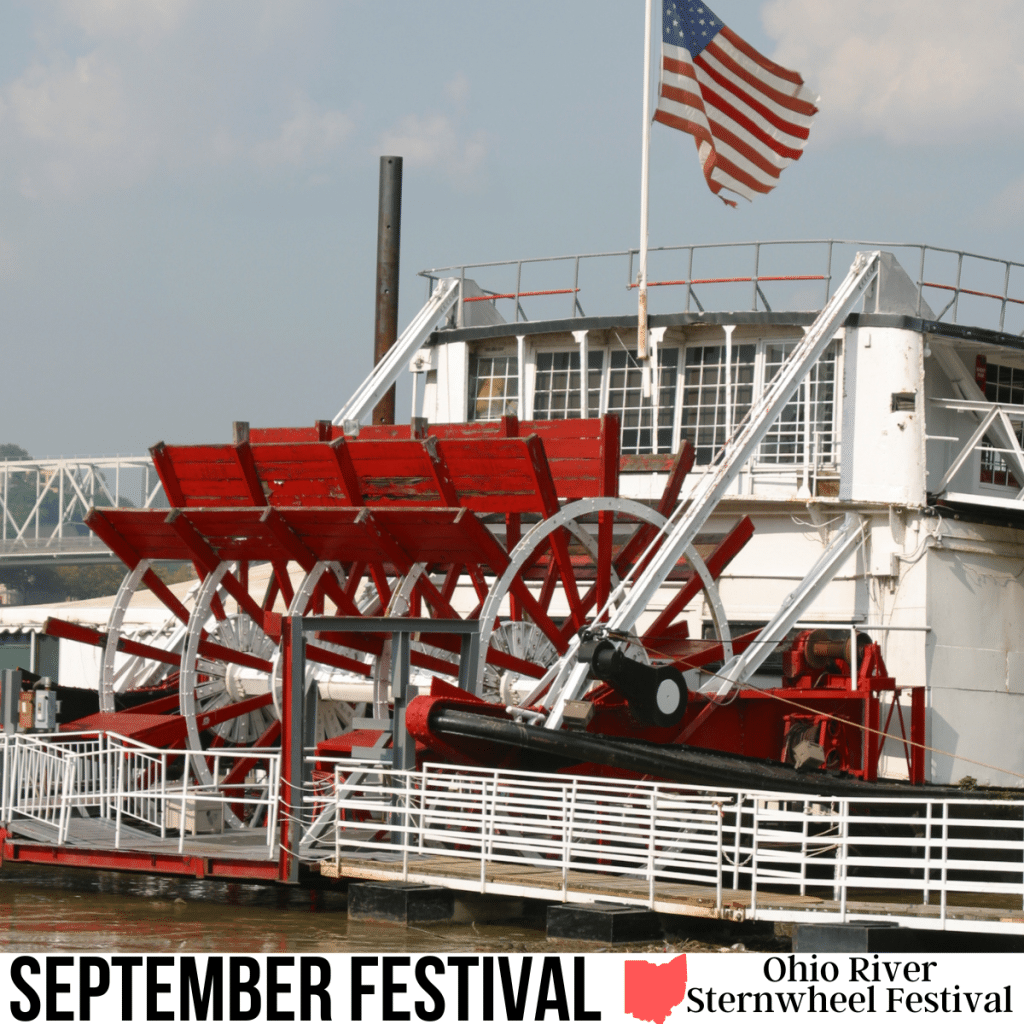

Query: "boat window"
left=461, top=335, right=843, bottom=469
left=681, top=344, right=756, bottom=465
left=468, top=354, right=518, bottom=421
left=532, top=350, right=603, bottom=420
left=759, top=341, right=839, bottom=465
left=606, top=348, right=679, bottom=454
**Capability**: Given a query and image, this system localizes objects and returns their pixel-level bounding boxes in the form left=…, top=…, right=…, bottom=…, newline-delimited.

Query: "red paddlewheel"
left=47, top=417, right=756, bottom=796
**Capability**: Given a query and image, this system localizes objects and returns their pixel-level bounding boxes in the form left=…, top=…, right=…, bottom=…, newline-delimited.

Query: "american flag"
left=654, top=1, right=818, bottom=206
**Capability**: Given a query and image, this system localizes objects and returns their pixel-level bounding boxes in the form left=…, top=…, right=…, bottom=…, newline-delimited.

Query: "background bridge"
left=0, top=456, right=165, bottom=569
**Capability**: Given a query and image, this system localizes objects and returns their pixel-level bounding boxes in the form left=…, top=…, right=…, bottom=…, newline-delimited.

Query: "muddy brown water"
left=0, top=863, right=763, bottom=954
left=0, top=864, right=539, bottom=954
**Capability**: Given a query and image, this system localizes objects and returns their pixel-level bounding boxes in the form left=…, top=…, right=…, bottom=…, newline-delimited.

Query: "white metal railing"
left=1, top=733, right=95, bottom=843
left=6, top=732, right=1023, bottom=931
left=0, top=732, right=281, bottom=857
left=421, top=239, right=1024, bottom=335
left=309, top=761, right=1024, bottom=933
left=0, top=456, right=163, bottom=562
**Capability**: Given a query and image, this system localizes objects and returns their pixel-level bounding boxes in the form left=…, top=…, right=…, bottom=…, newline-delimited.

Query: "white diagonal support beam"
left=333, top=277, right=461, bottom=428
left=711, top=514, right=866, bottom=695
left=932, top=405, right=999, bottom=494
left=543, top=251, right=882, bottom=730
left=604, top=251, right=880, bottom=637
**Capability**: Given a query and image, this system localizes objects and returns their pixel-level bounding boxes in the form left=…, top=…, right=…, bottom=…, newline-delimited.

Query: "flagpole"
left=638, top=0, right=654, bottom=397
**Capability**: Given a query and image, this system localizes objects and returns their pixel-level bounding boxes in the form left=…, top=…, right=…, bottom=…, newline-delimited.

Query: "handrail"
left=312, top=760, right=1024, bottom=931
left=1, top=732, right=281, bottom=857
left=333, top=277, right=461, bottom=428
left=419, top=239, right=1024, bottom=334
left=420, top=239, right=1024, bottom=278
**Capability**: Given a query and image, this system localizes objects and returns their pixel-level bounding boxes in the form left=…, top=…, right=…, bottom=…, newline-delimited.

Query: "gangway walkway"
left=311, top=760, right=1024, bottom=937
left=0, top=731, right=281, bottom=878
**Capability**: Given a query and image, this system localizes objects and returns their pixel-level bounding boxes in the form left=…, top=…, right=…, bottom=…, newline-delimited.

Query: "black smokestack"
left=372, top=155, right=403, bottom=425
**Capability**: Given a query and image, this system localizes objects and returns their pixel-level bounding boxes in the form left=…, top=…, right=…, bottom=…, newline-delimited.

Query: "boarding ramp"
left=0, top=731, right=280, bottom=861
left=310, top=758, right=1024, bottom=937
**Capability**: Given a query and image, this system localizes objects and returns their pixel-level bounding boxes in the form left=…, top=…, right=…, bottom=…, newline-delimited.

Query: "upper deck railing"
left=420, top=239, right=1024, bottom=336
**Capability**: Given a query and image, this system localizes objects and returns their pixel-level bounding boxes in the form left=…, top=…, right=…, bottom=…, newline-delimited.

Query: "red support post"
left=421, top=437, right=460, bottom=505
left=642, top=516, right=755, bottom=642
left=863, top=692, right=880, bottom=783
left=271, top=561, right=295, bottom=606
left=149, top=442, right=187, bottom=508
left=234, top=442, right=268, bottom=506
left=85, top=510, right=193, bottom=625
left=167, top=510, right=268, bottom=626
left=328, top=438, right=364, bottom=505
left=596, top=414, right=620, bottom=612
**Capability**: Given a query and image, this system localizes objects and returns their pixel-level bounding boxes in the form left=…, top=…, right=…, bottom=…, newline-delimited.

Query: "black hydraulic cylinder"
left=581, top=638, right=688, bottom=728
left=372, top=155, right=403, bottom=425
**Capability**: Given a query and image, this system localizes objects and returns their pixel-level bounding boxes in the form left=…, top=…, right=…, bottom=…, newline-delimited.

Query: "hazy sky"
left=3, top=0, right=1023, bottom=458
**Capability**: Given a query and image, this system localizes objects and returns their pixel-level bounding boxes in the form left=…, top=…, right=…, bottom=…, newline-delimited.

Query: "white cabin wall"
left=867, top=511, right=929, bottom=669
left=840, top=326, right=926, bottom=505
left=929, top=687, right=1024, bottom=789
left=433, top=341, right=468, bottom=423
left=620, top=473, right=675, bottom=502
left=697, top=508, right=863, bottom=688
left=925, top=520, right=1024, bottom=787
left=863, top=509, right=929, bottom=778
left=421, top=371, right=437, bottom=420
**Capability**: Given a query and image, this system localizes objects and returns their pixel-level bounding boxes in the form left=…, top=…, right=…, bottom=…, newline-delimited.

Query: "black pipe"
left=372, top=155, right=402, bottom=425
left=429, top=707, right=972, bottom=799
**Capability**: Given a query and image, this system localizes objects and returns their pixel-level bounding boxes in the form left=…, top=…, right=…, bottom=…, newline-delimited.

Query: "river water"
left=0, top=863, right=558, bottom=955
